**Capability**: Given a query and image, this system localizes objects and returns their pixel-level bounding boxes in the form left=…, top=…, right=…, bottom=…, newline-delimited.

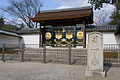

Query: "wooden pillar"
left=2, top=44, right=5, bottom=62
left=21, top=43, right=24, bottom=62
left=43, top=22, right=45, bottom=45
left=74, top=24, right=76, bottom=46
left=39, top=22, right=42, bottom=47
left=36, top=22, right=38, bottom=28
left=68, top=45, right=71, bottom=65
left=83, top=21, right=86, bottom=48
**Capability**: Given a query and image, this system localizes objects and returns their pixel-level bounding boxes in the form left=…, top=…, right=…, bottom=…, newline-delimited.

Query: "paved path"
left=0, top=61, right=120, bottom=80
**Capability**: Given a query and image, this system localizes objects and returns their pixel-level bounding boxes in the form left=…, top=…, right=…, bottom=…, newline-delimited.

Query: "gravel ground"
left=0, top=61, right=120, bottom=80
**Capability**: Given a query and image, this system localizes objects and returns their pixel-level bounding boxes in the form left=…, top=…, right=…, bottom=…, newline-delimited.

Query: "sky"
left=0, top=0, right=116, bottom=25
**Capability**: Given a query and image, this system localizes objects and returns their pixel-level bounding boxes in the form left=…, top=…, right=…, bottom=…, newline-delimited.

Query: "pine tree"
left=0, top=17, right=4, bottom=29
left=108, top=2, right=120, bottom=25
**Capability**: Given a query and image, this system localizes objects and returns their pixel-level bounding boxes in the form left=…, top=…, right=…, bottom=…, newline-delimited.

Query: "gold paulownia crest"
left=45, top=32, right=52, bottom=40
left=66, top=31, right=73, bottom=39
left=77, top=31, right=83, bottom=39
left=55, top=31, right=62, bottom=39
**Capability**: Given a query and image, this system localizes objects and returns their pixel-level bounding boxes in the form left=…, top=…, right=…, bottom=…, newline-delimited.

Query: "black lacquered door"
left=53, top=27, right=75, bottom=46
left=44, top=26, right=83, bottom=46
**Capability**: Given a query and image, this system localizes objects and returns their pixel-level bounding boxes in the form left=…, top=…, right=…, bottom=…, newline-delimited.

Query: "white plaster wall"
left=86, top=32, right=120, bottom=51
left=86, top=32, right=119, bottom=44
left=20, top=34, right=39, bottom=48
left=0, top=34, right=20, bottom=48
left=20, top=32, right=120, bottom=48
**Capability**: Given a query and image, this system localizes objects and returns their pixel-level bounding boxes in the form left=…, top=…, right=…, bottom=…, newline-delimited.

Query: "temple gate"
left=30, top=6, right=93, bottom=48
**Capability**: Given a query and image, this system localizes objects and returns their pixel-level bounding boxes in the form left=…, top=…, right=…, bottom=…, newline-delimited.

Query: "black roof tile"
left=16, top=25, right=117, bottom=34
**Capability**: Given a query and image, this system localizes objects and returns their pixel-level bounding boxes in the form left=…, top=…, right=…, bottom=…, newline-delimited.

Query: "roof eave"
left=30, top=14, right=92, bottom=22
left=29, top=6, right=93, bottom=24
left=0, top=33, right=22, bottom=38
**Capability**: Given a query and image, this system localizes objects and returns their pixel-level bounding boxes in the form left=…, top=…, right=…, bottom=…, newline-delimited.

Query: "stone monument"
left=85, top=32, right=105, bottom=77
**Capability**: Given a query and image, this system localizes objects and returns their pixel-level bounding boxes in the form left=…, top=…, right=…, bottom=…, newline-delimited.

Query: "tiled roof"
left=16, top=28, right=40, bottom=34
left=16, top=25, right=117, bottom=34
left=86, top=25, right=117, bottom=32
left=40, top=6, right=92, bottom=13
left=0, top=29, right=21, bottom=37
left=30, top=6, right=93, bottom=25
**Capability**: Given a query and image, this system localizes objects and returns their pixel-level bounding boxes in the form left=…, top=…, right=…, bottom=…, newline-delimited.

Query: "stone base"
left=85, top=70, right=106, bottom=77
left=76, top=46, right=83, bottom=48
left=46, top=46, right=52, bottom=48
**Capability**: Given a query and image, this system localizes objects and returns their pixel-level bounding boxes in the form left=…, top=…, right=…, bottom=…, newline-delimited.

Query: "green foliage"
left=1, top=24, right=21, bottom=31
left=0, top=17, right=23, bottom=31
left=0, top=18, right=4, bottom=29
left=88, top=0, right=117, bottom=10
left=108, top=20, right=119, bottom=25
left=108, top=2, right=120, bottom=25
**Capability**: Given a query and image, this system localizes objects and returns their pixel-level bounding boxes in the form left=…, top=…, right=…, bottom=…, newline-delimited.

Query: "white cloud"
left=4, top=18, right=13, bottom=24
left=17, top=18, right=25, bottom=24
left=4, top=17, right=24, bottom=27
left=52, top=0, right=115, bottom=25
left=52, top=0, right=90, bottom=9
left=57, top=6, right=70, bottom=9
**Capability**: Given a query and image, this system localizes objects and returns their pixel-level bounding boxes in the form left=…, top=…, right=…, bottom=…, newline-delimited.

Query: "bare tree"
left=94, top=10, right=110, bottom=26
left=1, top=0, right=42, bottom=28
